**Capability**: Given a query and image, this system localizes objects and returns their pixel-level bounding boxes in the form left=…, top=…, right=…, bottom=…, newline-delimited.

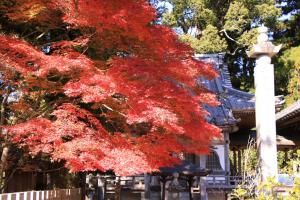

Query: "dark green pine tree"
left=161, top=0, right=282, bottom=91
left=275, top=0, right=300, bottom=102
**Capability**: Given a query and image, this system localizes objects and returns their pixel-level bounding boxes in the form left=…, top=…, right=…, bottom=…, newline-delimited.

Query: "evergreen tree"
left=274, top=1, right=300, bottom=102
left=275, top=0, right=300, bottom=47
left=162, top=0, right=282, bottom=91
left=278, top=45, right=300, bottom=105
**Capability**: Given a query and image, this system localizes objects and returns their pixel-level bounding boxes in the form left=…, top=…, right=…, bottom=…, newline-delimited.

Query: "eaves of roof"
left=276, top=100, right=300, bottom=122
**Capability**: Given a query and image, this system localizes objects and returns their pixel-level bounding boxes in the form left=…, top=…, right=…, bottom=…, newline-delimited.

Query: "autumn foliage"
left=0, top=0, right=220, bottom=175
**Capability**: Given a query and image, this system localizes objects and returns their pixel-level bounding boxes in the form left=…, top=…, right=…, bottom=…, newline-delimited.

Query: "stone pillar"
left=247, top=25, right=282, bottom=182
left=199, top=155, right=208, bottom=200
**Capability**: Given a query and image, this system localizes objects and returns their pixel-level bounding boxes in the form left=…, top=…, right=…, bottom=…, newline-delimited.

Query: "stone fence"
left=0, top=188, right=81, bottom=200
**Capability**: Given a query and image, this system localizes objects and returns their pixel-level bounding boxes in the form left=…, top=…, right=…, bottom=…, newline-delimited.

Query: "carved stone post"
left=199, top=155, right=207, bottom=200
left=247, top=25, right=281, bottom=182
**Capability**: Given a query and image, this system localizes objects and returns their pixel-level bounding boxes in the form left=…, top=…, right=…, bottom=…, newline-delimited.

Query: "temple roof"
left=230, top=130, right=297, bottom=149
left=196, top=53, right=300, bottom=147
left=197, top=53, right=285, bottom=131
left=230, top=100, right=300, bottom=148
left=276, top=100, right=300, bottom=145
left=276, top=100, right=300, bottom=124
left=196, top=53, right=255, bottom=129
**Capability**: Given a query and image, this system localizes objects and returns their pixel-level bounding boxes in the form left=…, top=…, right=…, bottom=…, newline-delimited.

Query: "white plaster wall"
left=213, top=145, right=225, bottom=171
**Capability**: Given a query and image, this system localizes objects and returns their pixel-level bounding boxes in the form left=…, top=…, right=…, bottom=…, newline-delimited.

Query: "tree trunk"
left=0, top=91, right=10, bottom=192
left=0, top=146, right=9, bottom=192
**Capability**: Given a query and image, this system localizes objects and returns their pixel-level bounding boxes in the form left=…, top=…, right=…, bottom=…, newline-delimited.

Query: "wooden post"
left=224, top=132, right=230, bottom=177
left=114, top=178, right=121, bottom=200
left=143, top=174, right=150, bottom=200
left=161, top=176, right=166, bottom=200
left=233, top=149, right=237, bottom=174
left=104, top=177, right=107, bottom=200
left=78, top=172, right=86, bottom=200
left=187, top=176, right=193, bottom=200
left=238, top=149, right=242, bottom=175
left=284, top=148, right=288, bottom=165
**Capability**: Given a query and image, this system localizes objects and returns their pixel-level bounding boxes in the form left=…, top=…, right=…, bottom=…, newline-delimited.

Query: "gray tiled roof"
left=196, top=53, right=255, bottom=127
left=276, top=100, right=300, bottom=122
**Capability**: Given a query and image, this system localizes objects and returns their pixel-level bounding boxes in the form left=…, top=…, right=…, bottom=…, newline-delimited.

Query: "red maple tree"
left=0, top=0, right=220, bottom=175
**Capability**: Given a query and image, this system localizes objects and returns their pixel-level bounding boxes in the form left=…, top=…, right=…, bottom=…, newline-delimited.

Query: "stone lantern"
left=247, top=25, right=282, bottom=182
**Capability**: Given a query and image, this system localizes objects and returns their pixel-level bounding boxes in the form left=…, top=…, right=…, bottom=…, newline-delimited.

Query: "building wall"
left=213, top=145, right=225, bottom=171
left=203, top=131, right=231, bottom=175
